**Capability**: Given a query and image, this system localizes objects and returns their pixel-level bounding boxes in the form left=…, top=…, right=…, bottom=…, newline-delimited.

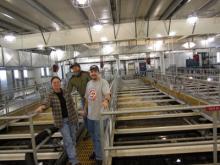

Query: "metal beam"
left=196, top=0, right=218, bottom=14
left=144, top=0, right=159, bottom=20
left=0, top=5, right=42, bottom=32
left=24, top=0, right=71, bottom=29
left=116, top=112, right=200, bottom=121
left=115, top=0, right=121, bottom=24
left=0, top=20, right=25, bottom=33
left=109, top=144, right=220, bottom=157
left=160, top=0, right=187, bottom=20
left=115, top=124, right=218, bottom=134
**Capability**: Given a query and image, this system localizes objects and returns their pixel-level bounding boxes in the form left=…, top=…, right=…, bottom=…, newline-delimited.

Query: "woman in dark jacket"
left=36, top=76, right=81, bottom=165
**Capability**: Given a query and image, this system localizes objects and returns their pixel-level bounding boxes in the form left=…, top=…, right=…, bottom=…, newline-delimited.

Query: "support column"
left=160, top=52, right=165, bottom=75
left=115, top=55, right=120, bottom=76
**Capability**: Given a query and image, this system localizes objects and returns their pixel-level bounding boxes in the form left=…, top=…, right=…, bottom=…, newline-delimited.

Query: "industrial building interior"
left=0, top=0, right=220, bottom=164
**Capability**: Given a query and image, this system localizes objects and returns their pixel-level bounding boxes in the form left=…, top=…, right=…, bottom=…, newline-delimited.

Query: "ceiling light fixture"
left=71, top=0, right=92, bottom=8
left=207, top=77, right=212, bottom=82
left=4, top=34, right=16, bottom=42
left=182, top=42, right=196, bottom=49
left=1, top=13, right=14, bottom=19
left=37, top=44, right=44, bottom=50
left=93, top=23, right=103, bottom=32
left=52, top=22, right=60, bottom=31
left=169, top=31, right=176, bottom=37
left=187, top=15, right=198, bottom=24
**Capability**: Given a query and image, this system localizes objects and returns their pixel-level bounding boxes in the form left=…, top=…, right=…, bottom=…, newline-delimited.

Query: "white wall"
left=165, top=51, right=193, bottom=68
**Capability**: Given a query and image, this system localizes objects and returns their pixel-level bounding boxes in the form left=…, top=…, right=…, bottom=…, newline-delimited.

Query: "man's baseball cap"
left=70, top=62, right=80, bottom=69
left=90, top=65, right=99, bottom=72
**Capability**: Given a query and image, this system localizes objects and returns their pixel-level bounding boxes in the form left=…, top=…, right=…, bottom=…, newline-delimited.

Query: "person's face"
left=72, top=66, right=80, bottom=73
left=51, top=78, right=61, bottom=91
left=90, top=70, right=99, bottom=80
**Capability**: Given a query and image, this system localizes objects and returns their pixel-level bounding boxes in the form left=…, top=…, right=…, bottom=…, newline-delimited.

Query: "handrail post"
left=29, top=116, right=38, bottom=165
left=213, top=111, right=218, bottom=165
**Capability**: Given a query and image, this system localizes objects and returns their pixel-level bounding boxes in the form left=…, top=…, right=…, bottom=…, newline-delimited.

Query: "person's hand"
left=102, top=100, right=109, bottom=109
left=35, top=106, right=43, bottom=113
left=82, top=109, right=87, bottom=117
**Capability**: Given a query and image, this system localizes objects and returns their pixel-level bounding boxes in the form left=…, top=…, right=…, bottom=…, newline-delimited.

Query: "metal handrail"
left=0, top=112, right=39, bottom=164
left=101, top=103, right=220, bottom=164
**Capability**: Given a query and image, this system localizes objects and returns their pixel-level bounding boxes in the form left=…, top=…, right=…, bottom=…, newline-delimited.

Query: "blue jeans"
left=87, top=119, right=103, bottom=160
left=60, top=118, right=79, bottom=165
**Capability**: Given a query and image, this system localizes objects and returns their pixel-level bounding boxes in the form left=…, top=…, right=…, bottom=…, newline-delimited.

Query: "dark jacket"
left=42, top=88, right=78, bottom=128
left=67, top=71, right=91, bottom=98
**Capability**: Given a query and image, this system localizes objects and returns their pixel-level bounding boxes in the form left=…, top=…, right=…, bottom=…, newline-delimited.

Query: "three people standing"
left=36, top=63, right=110, bottom=165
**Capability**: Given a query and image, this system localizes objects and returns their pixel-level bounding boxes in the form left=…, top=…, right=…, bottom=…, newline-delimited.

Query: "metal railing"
left=0, top=82, right=51, bottom=116
left=0, top=113, right=47, bottom=164
left=100, top=104, right=220, bottom=165
left=146, top=71, right=220, bottom=104
left=99, top=71, right=119, bottom=165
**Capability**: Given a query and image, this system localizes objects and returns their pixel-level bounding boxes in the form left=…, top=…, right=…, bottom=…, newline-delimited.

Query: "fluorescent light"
left=1, top=13, right=14, bottom=19
left=76, top=0, right=87, bottom=5
left=37, top=44, right=44, bottom=50
left=103, top=45, right=114, bottom=54
left=182, top=42, right=196, bottom=49
left=52, top=22, right=60, bottom=31
left=187, top=15, right=198, bottom=24
left=169, top=31, right=176, bottom=36
left=176, top=159, right=181, bottom=163
left=101, top=37, right=108, bottom=42
left=207, top=77, right=212, bottom=81
left=4, top=34, right=16, bottom=42
left=207, top=37, right=215, bottom=42
left=189, top=76, right=193, bottom=80
left=93, top=23, right=103, bottom=32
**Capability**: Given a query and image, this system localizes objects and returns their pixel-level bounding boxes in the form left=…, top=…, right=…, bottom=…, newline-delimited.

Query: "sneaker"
left=89, top=152, right=96, bottom=160
left=96, top=160, right=102, bottom=165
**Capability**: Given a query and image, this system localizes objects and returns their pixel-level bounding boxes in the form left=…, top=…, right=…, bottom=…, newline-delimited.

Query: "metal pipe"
left=102, top=104, right=220, bottom=115
left=115, top=124, right=219, bottom=134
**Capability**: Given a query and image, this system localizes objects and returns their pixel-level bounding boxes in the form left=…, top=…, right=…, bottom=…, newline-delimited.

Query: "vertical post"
left=99, top=114, right=105, bottom=164
left=213, top=111, right=218, bottom=165
left=29, top=116, right=38, bottom=165
left=160, top=52, right=165, bottom=75
left=115, top=55, right=120, bottom=76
